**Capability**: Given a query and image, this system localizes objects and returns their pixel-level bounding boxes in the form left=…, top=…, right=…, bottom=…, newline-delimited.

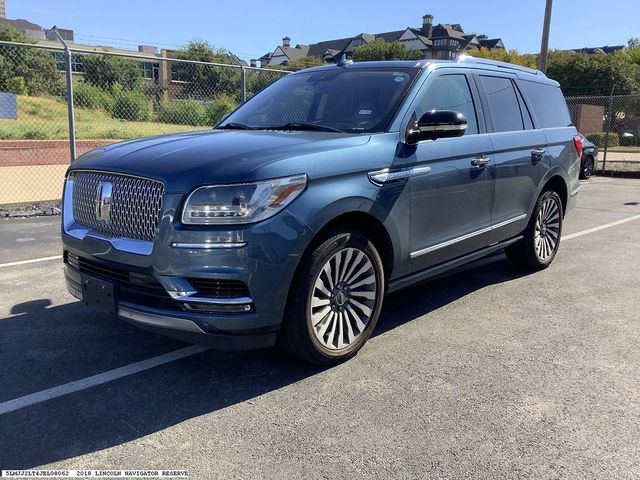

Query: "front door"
left=402, top=72, right=494, bottom=271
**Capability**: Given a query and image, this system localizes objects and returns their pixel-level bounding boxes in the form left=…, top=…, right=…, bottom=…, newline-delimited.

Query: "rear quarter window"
left=518, top=80, right=572, bottom=128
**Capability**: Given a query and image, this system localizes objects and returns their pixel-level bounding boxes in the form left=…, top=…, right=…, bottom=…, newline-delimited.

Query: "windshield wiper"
left=216, top=123, right=256, bottom=130
left=265, top=123, right=346, bottom=133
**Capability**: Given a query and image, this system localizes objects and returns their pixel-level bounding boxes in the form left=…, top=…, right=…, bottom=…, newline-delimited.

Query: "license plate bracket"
left=81, top=274, right=117, bottom=316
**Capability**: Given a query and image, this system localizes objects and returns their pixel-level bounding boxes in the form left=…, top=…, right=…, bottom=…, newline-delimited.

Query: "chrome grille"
left=72, top=171, right=164, bottom=242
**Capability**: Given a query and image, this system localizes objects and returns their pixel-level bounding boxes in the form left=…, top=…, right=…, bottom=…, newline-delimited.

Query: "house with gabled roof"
left=259, top=13, right=504, bottom=67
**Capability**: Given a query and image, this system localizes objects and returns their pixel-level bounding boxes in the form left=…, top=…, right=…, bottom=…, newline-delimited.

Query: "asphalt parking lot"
left=1, top=177, right=639, bottom=479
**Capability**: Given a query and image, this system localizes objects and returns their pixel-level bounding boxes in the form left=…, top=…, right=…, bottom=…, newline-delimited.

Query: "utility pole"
left=538, top=0, right=553, bottom=73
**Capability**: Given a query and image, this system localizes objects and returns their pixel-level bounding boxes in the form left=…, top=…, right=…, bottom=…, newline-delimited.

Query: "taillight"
left=573, top=135, right=583, bottom=157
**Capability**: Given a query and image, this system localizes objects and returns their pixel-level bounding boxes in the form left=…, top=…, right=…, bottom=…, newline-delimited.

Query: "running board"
left=386, top=236, right=523, bottom=294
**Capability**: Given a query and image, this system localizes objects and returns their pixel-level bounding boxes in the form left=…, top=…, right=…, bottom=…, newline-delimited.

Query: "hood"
left=71, top=130, right=371, bottom=193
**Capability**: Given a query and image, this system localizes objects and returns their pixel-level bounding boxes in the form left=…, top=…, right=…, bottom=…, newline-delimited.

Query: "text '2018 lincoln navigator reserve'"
left=62, top=56, right=582, bottom=364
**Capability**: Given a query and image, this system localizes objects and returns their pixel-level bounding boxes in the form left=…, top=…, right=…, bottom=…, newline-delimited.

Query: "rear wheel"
left=506, top=190, right=563, bottom=270
left=280, top=230, right=385, bottom=365
left=580, top=155, right=595, bottom=179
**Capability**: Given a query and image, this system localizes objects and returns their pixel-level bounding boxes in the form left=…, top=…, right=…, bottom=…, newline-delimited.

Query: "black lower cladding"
left=65, top=252, right=252, bottom=311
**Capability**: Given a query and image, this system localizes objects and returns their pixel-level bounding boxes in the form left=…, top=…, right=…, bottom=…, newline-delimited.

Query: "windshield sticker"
left=393, top=73, right=408, bottom=83
left=358, top=109, right=373, bottom=115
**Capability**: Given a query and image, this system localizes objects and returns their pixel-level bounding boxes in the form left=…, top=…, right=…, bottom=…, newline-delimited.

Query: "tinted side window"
left=480, top=76, right=524, bottom=132
left=514, top=84, right=534, bottom=130
left=519, top=80, right=572, bottom=128
left=415, top=74, right=478, bottom=135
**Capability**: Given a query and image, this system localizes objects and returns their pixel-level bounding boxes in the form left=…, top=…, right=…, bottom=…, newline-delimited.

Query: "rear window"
left=518, top=80, right=572, bottom=128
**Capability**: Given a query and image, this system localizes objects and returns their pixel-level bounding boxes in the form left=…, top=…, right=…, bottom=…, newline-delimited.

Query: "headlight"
left=181, top=174, right=307, bottom=225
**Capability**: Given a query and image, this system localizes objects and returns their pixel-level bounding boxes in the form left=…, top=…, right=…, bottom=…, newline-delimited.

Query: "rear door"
left=474, top=74, right=549, bottom=243
left=400, top=71, right=494, bottom=271
left=518, top=79, right=580, bottom=207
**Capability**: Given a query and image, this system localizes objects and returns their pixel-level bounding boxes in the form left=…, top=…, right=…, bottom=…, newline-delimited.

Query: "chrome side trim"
left=118, top=306, right=206, bottom=333
left=490, top=214, right=528, bottom=230
left=171, top=242, right=247, bottom=250
left=410, top=214, right=527, bottom=259
left=419, top=124, right=466, bottom=132
left=410, top=226, right=492, bottom=258
left=368, top=166, right=431, bottom=186
left=570, top=185, right=582, bottom=197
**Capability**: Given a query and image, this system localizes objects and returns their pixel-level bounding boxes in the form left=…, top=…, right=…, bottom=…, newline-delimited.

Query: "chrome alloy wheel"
left=309, top=247, right=377, bottom=350
left=535, top=197, right=561, bottom=261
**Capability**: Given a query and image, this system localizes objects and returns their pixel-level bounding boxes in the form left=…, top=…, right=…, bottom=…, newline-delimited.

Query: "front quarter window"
left=219, top=67, right=419, bottom=134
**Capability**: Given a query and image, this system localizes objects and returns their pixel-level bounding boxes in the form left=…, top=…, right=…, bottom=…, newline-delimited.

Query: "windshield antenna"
left=337, top=53, right=353, bottom=67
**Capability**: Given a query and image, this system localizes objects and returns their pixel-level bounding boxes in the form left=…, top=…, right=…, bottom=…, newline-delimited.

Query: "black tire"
left=279, top=229, right=385, bottom=365
left=580, top=155, right=594, bottom=179
left=506, top=189, right=563, bottom=271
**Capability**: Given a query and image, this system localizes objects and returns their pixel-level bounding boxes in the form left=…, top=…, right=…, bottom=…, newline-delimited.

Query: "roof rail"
left=457, top=55, right=544, bottom=76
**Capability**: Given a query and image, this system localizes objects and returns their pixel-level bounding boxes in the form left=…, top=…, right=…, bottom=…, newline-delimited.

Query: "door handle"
left=471, top=157, right=490, bottom=168
left=531, top=148, right=546, bottom=158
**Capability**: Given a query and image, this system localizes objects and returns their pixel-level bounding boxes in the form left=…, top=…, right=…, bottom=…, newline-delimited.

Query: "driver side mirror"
left=406, top=110, right=467, bottom=144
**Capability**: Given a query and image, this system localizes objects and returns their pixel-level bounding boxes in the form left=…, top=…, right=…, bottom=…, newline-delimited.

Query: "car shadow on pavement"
left=0, top=254, right=530, bottom=469
left=376, top=253, right=528, bottom=336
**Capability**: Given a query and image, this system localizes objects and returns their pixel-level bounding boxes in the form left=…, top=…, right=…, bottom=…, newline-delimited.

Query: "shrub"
left=585, top=132, right=619, bottom=148
left=82, top=55, right=143, bottom=91
left=206, top=94, right=238, bottom=126
left=0, top=26, right=62, bottom=96
left=74, top=82, right=114, bottom=111
left=22, top=128, right=49, bottom=140
left=102, top=128, right=128, bottom=139
left=619, top=133, right=639, bottom=147
left=158, top=99, right=208, bottom=126
left=6, top=76, right=28, bottom=95
left=111, top=90, right=151, bottom=121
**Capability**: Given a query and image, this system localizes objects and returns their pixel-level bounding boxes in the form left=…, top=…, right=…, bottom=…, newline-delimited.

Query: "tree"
left=546, top=50, right=640, bottom=96
left=0, top=25, right=62, bottom=95
left=281, top=56, right=325, bottom=72
left=466, top=47, right=538, bottom=69
left=171, top=40, right=241, bottom=100
left=82, top=55, right=143, bottom=91
left=352, top=39, right=423, bottom=62
left=0, top=25, right=34, bottom=43
left=628, top=37, right=640, bottom=49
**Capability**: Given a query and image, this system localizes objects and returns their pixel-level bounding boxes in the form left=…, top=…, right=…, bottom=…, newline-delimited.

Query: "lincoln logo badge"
left=95, top=181, right=113, bottom=223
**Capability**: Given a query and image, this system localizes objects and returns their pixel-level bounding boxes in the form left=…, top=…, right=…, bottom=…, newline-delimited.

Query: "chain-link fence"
left=566, top=93, right=640, bottom=175
left=3, top=39, right=640, bottom=208
left=0, top=40, right=287, bottom=208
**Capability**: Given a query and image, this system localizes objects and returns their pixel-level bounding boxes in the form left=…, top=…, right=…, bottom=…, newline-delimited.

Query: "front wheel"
left=506, top=190, right=563, bottom=270
left=280, top=230, right=385, bottom=365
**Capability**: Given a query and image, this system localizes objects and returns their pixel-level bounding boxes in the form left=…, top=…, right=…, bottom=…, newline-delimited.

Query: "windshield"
left=219, top=67, right=419, bottom=134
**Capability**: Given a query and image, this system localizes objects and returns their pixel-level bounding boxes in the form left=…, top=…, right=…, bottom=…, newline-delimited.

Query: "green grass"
left=0, top=95, right=207, bottom=140
left=608, top=146, right=640, bottom=152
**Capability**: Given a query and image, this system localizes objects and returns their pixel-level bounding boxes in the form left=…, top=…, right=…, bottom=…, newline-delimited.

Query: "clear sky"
left=7, top=0, right=640, bottom=60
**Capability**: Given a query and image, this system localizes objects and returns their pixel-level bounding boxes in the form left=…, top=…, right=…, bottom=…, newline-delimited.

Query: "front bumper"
left=64, top=267, right=277, bottom=349
left=62, top=192, right=315, bottom=349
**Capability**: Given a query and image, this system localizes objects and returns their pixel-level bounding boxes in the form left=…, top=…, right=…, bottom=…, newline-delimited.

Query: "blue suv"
left=62, top=57, right=582, bottom=364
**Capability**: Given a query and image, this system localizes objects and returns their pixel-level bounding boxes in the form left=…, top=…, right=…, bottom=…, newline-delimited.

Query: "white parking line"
left=0, top=212, right=638, bottom=416
left=563, top=214, right=640, bottom=241
left=0, top=345, right=208, bottom=416
left=0, top=255, right=62, bottom=269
